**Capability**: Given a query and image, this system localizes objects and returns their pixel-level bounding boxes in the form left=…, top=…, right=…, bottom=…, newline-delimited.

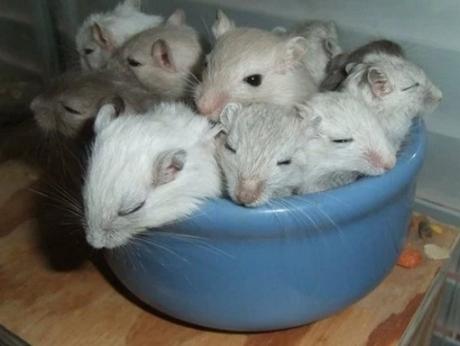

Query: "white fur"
left=340, top=52, right=442, bottom=149
left=76, top=0, right=163, bottom=70
left=83, top=103, right=221, bottom=249
left=195, top=11, right=317, bottom=120
left=217, top=103, right=308, bottom=207
left=298, top=92, right=397, bottom=194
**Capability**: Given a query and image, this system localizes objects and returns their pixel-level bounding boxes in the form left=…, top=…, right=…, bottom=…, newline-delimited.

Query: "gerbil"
left=107, top=9, right=204, bottom=101
left=320, top=39, right=404, bottom=91
left=76, top=0, right=163, bottom=71
left=83, top=102, right=221, bottom=249
left=297, top=92, right=397, bottom=194
left=338, top=52, right=442, bottom=148
left=30, top=70, right=157, bottom=138
left=194, top=10, right=317, bottom=120
left=287, top=20, right=342, bottom=85
left=217, top=103, right=308, bottom=207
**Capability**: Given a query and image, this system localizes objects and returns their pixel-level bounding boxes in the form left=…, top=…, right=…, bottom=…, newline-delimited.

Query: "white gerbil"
left=107, top=9, right=204, bottom=101
left=217, top=103, right=308, bottom=207
left=76, top=0, right=163, bottom=71
left=30, top=70, right=157, bottom=138
left=287, top=20, right=342, bottom=85
left=194, top=10, right=317, bottom=120
left=83, top=102, right=221, bottom=249
left=339, top=52, right=442, bottom=149
left=297, top=92, right=397, bottom=194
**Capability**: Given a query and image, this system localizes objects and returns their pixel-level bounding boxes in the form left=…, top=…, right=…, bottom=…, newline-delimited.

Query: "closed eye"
left=118, top=201, right=145, bottom=217
left=224, top=142, right=236, bottom=153
left=277, top=159, right=292, bottom=166
left=84, top=48, right=94, bottom=55
left=62, top=104, right=82, bottom=115
left=331, top=138, right=353, bottom=144
left=127, top=57, right=142, bottom=67
left=401, top=82, right=420, bottom=91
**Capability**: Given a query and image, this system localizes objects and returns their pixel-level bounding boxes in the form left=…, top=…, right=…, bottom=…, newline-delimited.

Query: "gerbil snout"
left=365, top=150, right=396, bottom=173
left=196, top=92, right=229, bottom=120
left=424, top=88, right=443, bottom=107
left=235, top=179, right=265, bottom=206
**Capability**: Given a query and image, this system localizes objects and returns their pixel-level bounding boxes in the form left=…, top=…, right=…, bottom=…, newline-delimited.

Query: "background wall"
left=14, top=0, right=460, bottom=224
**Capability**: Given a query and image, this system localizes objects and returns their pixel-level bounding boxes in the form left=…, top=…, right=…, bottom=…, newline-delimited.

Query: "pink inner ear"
left=152, top=40, right=176, bottom=72
left=371, top=80, right=393, bottom=97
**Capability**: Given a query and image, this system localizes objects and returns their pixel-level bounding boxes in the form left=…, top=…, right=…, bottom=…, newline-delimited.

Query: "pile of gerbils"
left=30, top=0, right=442, bottom=249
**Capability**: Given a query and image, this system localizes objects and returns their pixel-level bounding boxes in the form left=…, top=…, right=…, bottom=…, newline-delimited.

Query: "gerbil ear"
left=323, top=39, right=341, bottom=58
left=212, top=10, right=235, bottom=38
left=151, top=39, right=176, bottom=72
left=218, top=103, right=241, bottom=131
left=91, top=23, right=115, bottom=51
left=94, top=104, right=117, bottom=134
left=166, top=9, right=186, bottom=26
left=124, top=0, right=142, bottom=10
left=277, top=36, right=307, bottom=72
left=367, top=66, right=393, bottom=97
left=153, top=149, right=187, bottom=186
left=345, top=62, right=358, bottom=75
left=99, top=95, right=125, bottom=117
left=295, top=103, right=322, bottom=128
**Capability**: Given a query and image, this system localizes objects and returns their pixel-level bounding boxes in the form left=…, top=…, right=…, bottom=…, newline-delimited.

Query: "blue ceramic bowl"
left=106, top=118, right=427, bottom=331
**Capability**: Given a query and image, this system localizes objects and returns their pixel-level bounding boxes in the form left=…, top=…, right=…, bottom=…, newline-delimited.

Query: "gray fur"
left=30, top=70, right=157, bottom=138
left=217, top=103, right=308, bottom=206
left=320, top=39, right=404, bottom=91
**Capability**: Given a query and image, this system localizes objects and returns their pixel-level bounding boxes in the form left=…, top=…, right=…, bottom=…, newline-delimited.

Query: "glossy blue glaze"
left=105, top=118, right=427, bottom=331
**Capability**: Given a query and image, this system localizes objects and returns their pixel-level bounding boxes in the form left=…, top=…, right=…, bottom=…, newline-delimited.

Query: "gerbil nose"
left=383, top=157, right=396, bottom=171
left=235, top=179, right=265, bottom=205
left=196, top=93, right=228, bottom=120
left=366, top=150, right=386, bottom=170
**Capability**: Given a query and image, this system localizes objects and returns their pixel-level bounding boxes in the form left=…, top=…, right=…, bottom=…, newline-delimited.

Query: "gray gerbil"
left=30, top=70, right=157, bottom=138
left=297, top=92, right=397, bottom=194
left=338, top=51, right=442, bottom=149
left=194, top=10, right=317, bottom=120
left=217, top=103, right=308, bottom=207
left=320, top=39, right=404, bottom=91
left=83, top=102, right=222, bottom=249
left=107, top=9, right=205, bottom=101
left=286, top=20, right=343, bottom=85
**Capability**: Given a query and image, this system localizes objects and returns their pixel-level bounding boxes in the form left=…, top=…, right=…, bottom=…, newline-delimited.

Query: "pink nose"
left=366, top=150, right=396, bottom=171
left=235, top=179, right=264, bottom=205
left=383, top=157, right=396, bottom=171
left=196, top=94, right=228, bottom=120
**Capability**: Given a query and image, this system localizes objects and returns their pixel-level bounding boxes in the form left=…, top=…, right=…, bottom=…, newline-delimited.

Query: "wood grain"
left=0, top=160, right=457, bottom=346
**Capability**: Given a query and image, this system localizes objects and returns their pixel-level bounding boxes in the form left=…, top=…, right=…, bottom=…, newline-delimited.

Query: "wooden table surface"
left=0, top=159, right=458, bottom=346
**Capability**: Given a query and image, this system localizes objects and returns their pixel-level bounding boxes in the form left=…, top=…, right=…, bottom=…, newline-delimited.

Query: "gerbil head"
left=341, top=53, right=442, bottom=118
left=297, top=92, right=397, bottom=176
left=108, top=9, right=203, bottom=100
left=216, top=103, right=307, bottom=207
left=76, top=20, right=116, bottom=71
left=195, top=10, right=315, bottom=120
left=75, top=0, right=163, bottom=71
left=84, top=103, right=221, bottom=249
left=30, top=71, right=124, bottom=138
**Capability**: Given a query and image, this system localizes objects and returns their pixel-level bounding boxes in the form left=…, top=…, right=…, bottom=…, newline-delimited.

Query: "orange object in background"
left=397, top=248, right=423, bottom=268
